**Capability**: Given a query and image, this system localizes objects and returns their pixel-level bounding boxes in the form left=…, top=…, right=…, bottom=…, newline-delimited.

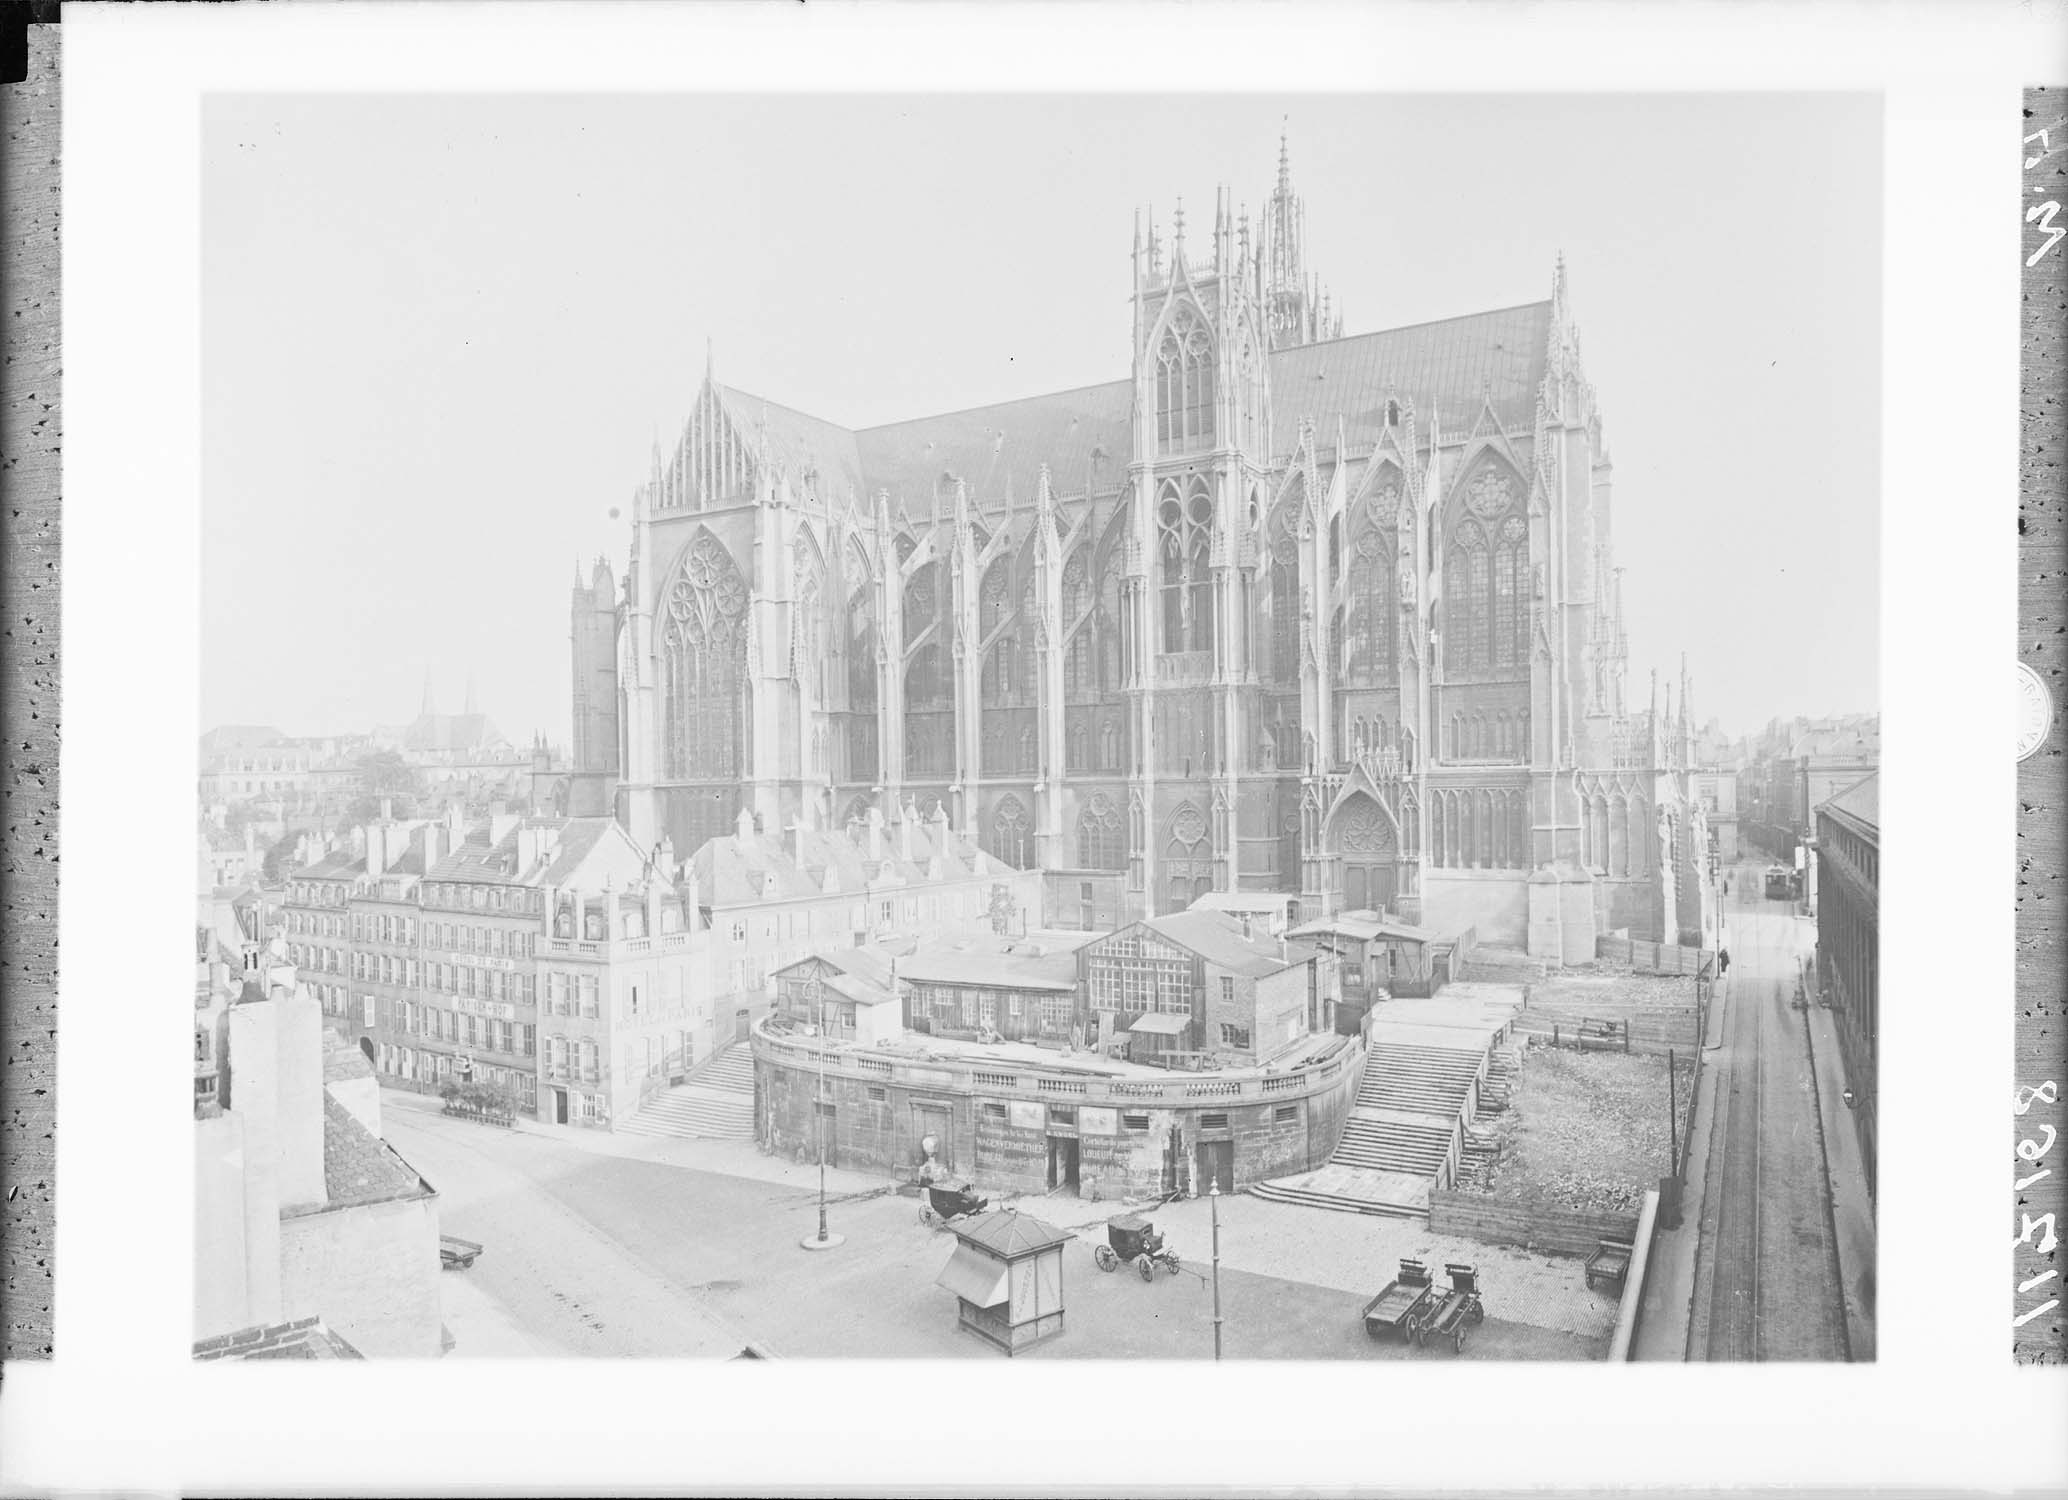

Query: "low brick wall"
left=1428, top=1188, right=1640, bottom=1259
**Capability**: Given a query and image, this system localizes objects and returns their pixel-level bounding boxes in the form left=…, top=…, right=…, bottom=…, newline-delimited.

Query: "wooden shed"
left=933, top=1210, right=1070, bottom=1355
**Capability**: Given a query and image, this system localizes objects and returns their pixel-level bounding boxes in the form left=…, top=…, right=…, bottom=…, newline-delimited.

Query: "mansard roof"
left=689, top=813, right=1008, bottom=908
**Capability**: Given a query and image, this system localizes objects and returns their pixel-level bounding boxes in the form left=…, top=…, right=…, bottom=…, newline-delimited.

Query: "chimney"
left=736, top=806, right=757, bottom=845
left=791, top=816, right=807, bottom=869
left=867, top=808, right=885, bottom=862
left=898, top=805, right=914, bottom=863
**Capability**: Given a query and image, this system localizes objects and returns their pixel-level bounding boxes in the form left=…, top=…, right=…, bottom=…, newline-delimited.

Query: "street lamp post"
left=801, top=974, right=845, bottom=1252
left=1209, top=1177, right=1224, bottom=1361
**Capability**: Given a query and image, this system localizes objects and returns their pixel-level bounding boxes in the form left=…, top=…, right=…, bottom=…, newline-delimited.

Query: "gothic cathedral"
left=570, top=140, right=1711, bottom=953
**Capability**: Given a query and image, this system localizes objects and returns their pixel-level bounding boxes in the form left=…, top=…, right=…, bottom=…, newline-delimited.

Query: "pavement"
left=1673, top=858, right=1857, bottom=1362
left=1797, top=926, right=1878, bottom=1361
left=1629, top=968, right=1724, bottom=1360
left=382, top=1087, right=1618, bottom=1361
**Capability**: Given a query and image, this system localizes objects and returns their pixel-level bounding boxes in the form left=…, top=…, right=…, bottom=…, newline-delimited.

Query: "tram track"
left=1695, top=863, right=1850, bottom=1362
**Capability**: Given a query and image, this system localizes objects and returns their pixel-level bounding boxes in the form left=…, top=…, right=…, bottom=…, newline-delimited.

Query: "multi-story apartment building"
left=283, top=842, right=370, bottom=1048
left=691, top=800, right=1047, bottom=1046
left=1815, top=772, right=1878, bottom=1201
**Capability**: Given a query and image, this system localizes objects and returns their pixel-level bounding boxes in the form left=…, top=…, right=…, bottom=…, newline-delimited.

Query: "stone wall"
left=754, top=1030, right=1366, bottom=1197
left=1420, top=870, right=1528, bottom=948
left=278, top=1195, right=443, bottom=1358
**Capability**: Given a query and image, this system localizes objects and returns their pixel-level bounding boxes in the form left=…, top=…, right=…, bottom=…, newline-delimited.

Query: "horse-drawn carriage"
left=1092, top=1213, right=1182, bottom=1281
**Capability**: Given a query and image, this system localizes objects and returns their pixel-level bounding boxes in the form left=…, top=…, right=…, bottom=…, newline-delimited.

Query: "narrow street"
left=1690, top=857, right=1851, bottom=1360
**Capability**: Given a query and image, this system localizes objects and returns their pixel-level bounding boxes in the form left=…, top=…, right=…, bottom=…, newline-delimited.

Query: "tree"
left=344, top=749, right=422, bottom=826
left=260, top=833, right=299, bottom=883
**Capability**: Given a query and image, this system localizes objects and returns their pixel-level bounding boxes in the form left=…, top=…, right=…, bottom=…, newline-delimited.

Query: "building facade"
left=573, top=138, right=1706, bottom=957
left=194, top=942, right=443, bottom=1359
left=1814, top=772, right=1877, bottom=1202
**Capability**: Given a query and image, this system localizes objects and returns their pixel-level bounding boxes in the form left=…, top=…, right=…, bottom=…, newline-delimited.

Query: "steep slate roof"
left=1267, top=301, right=1552, bottom=456
left=288, top=1093, right=432, bottom=1216
left=857, top=379, right=1136, bottom=512
left=716, top=383, right=868, bottom=503
left=300, top=850, right=364, bottom=882
left=400, top=710, right=507, bottom=754
left=1819, top=771, right=1879, bottom=835
left=1142, top=908, right=1315, bottom=977
left=846, top=302, right=1553, bottom=511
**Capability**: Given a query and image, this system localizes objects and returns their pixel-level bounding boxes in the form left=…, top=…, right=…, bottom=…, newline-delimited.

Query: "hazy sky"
left=201, top=92, right=1880, bottom=746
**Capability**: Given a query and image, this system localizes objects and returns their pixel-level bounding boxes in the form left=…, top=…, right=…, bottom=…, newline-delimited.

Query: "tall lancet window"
left=1157, top=479, right=1216, bottom=654
left=1443, top=464, right=1529, bottom=677
left=1155, top=305, right=1216, bottom=455
left=660, top=531, right=748, bottom=781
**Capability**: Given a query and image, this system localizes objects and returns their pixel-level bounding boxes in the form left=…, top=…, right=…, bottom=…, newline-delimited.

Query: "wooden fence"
left=1427, top=1189, right=1642, bottom=1259
left=1596, top=936, right=1714, bottom=975
left=1512, top=1008, right=1701, bottom=1054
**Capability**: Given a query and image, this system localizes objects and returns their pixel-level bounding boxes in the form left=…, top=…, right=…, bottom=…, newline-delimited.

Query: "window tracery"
left=660, top=532, right=748, bottom=781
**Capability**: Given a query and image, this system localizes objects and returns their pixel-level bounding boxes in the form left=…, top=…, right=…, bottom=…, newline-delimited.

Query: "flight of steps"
left=1358, top=1042, right=1485, bottom=1118
left=1476, top=1043, right=1523, bottom=1114
left=1250, top=1035, right=1492, bottom=1218
left=1329, top=1115, right=1455, bottom=1176
left=616, top=1045, right=756, bottom=1141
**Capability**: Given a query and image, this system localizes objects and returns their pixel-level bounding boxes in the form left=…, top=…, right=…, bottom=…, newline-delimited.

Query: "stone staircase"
left=1358, top=1042, right=1485, bottom=1117
left=1251, top=1033, right=1493, bottom=1219
left=616, top=1044, right=756, bottom=1141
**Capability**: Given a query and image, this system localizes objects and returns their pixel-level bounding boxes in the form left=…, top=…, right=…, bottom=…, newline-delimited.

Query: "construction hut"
left=1292, top=913, right=1451, bottom=1023
left=934, top=1209, right=1070, bottom=1355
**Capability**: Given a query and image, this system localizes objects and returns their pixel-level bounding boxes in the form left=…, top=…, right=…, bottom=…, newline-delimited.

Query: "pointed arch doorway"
left=1330, top=794, right=1398, bottom=914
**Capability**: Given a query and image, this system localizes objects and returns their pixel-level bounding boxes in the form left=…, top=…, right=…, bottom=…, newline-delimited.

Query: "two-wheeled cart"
left=1359, top=1257, right=1435, bottom=1345
left=1412, top=1262, right=1486, bottom=1353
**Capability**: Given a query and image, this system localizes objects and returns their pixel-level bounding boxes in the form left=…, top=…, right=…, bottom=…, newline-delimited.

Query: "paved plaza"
left=387, top=1090, right=1618, bottom=1361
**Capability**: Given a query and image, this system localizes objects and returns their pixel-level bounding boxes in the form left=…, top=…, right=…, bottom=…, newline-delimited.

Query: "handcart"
left=1584, top=1238, right=1633, bottom=1294
left=1413, top=1262, right=1486, bottom=1353
left=1360, top=1257, right=1435, bottom=1344
left=439, top=1235, right=484, bottom=1270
